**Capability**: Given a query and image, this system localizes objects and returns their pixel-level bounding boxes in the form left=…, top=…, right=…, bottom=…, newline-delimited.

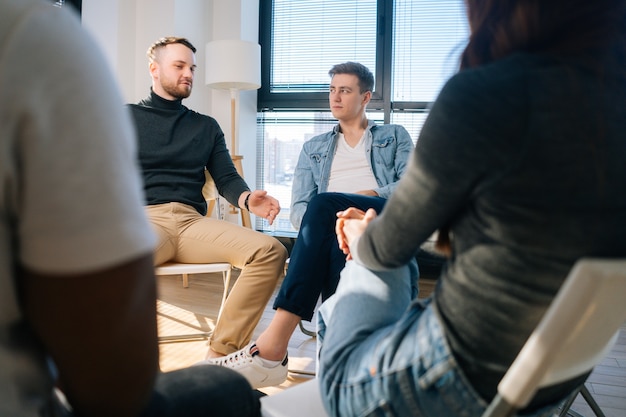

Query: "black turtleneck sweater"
left=127, top=90, right=249, bottom=215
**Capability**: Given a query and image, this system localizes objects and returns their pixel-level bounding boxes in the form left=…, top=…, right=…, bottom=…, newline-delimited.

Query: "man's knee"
left=274, top=238, right=289, bottom=262
left=262, top=234, right=289, bottom=263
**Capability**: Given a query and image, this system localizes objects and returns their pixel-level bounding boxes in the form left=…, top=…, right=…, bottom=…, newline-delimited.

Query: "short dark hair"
left=147, top=37, right=197, bottom=64
left=328, top=62, right=374, bottom=93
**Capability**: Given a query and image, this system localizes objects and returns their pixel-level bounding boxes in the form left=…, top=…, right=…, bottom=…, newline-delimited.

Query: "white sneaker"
left=198, top=343, right=288, bottom=389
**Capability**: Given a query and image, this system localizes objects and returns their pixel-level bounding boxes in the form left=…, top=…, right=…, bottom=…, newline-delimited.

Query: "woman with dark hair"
left=317, top=1, right=626, bottom=416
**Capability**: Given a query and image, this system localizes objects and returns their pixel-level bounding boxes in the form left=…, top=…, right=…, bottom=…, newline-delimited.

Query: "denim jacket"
left=290, top=121, right=414, bottom=229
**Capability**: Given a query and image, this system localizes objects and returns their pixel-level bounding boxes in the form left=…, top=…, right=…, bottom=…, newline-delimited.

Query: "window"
left=270, top=1, right=378, bottom=94
left=257, top=0, right=469, bottom=235
left=256, top=111, right=385, bottom=236
left=392, top=0, right=468, bottom=104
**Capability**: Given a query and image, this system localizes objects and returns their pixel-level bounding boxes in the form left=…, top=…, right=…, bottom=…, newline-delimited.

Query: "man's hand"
left=242, top=190, right=281, bottom=225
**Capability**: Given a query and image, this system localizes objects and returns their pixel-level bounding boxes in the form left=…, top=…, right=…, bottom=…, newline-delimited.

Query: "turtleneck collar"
left=142, top=88, right=184, bottom=111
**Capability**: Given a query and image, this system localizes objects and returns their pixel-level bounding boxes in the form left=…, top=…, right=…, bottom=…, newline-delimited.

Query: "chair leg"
left=580, top=385, right=606, bottom=417
left=557, top=384, right=606, bottom=417
left=299, top=320, right=316, bottom=338
left=158, top=332, right=211, bottom=342
left=481, top=393, right=517, bottom=417
left=557, top=388, right=580, bottom=417
left=217, top=268, right=232, bottom=320
left=158, top=267, right=232, bottom=343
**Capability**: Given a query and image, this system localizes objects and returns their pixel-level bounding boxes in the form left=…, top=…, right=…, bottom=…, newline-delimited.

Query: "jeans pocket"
left=417, top=356, right=456, bottom=390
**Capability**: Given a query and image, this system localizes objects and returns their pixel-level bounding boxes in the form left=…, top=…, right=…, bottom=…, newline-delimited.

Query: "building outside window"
left=257, top=0, right=469, bottom=235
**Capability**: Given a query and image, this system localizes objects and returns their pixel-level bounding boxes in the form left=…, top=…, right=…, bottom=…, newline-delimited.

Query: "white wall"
left=82, top=0, right=136, bottom=98
left=209, top=0, right=259, bottom=188
left=82, top=0, right=260, bottom=225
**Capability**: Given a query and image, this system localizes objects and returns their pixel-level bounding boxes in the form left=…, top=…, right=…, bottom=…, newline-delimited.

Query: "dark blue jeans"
left=273, top=192, right=387, bottom=321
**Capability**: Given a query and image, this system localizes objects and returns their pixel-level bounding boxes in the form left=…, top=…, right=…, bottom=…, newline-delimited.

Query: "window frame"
left=258, top=0, right=431, bottom=122
left=256, top=0, right=467, bottom=234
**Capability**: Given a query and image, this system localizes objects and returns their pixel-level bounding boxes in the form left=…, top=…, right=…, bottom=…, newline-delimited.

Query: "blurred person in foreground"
left=0, top=1, right=260, bottom=416
left=319, top=0, right=626, bottom=416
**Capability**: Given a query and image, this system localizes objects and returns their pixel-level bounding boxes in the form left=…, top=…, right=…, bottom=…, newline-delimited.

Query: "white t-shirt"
left=0, top=1, right=155, bottom=415
left=327, top=132, right=378, bottom=193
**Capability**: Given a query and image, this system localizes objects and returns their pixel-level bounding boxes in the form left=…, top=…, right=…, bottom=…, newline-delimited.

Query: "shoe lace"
left=212, top=344, right=257, bottom=368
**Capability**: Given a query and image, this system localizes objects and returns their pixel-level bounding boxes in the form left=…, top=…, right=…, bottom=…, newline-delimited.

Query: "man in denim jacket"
left=290, top=120, right=413, bottom=229
left=204, top=62, right=416, bottom=389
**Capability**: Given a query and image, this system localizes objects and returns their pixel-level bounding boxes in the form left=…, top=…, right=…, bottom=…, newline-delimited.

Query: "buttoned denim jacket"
left=290, top=121, right=414, bottom=229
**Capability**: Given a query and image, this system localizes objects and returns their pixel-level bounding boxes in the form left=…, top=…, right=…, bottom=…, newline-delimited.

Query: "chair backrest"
left=202, top=170, right=222, bottom=219
left=497, top=258, right=626, bottom=409
left=202, top=169, right=217, bottom=201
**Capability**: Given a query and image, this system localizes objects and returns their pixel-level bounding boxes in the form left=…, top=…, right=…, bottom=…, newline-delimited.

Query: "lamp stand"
left=228, top=89, right=252, bottom=228
left=204, top=40, right=260, bottom=230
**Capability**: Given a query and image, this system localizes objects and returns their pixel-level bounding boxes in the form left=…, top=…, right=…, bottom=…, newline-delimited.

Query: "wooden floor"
left=156, top=270, right=626, bottom=416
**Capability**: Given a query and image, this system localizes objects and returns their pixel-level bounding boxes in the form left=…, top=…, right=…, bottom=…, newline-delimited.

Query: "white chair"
left=260, top=258, right=626, bottom=417
left=155, top=262, right=232, bottom=342
left=482, top=258, right=626, bottom=417
left=156, top=170, right=233, bottom=342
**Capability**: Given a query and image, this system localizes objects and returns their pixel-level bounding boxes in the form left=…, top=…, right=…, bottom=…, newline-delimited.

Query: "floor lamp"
left=205, top=39, right=261, bottom=228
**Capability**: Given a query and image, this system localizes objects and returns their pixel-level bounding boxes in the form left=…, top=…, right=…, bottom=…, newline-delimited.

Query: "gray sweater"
left=355, top=50, right=626, bottom=397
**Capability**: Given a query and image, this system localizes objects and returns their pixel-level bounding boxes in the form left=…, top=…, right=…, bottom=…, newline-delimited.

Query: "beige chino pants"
left=147, top=202, right=287, bottom=355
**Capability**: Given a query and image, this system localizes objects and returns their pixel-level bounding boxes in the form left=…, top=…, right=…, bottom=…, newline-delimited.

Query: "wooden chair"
left=261, top=258, right=626, bottom=417
left=202, top=169, right=219, bottom=218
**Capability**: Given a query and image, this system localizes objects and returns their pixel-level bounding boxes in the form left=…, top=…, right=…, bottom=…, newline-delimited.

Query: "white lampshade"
left=205, top=39, right=261, bottom=90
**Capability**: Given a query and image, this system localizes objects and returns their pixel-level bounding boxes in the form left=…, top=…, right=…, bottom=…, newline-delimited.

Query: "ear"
left=362, top=90, right=372, bottom=105
left=149, top=62, right=159, bottom=80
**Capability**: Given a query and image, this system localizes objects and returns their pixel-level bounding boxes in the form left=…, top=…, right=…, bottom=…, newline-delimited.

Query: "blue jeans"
left=274, top=192, right=387, bottom=320
left=317, top=261, right=561, bottom=417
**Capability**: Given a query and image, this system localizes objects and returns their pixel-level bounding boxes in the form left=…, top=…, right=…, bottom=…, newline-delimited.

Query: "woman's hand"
left=336, top=207, right=377, bottom=260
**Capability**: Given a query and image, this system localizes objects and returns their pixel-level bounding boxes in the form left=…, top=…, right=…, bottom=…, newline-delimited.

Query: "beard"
left=161, top=79, right=192, bottom=99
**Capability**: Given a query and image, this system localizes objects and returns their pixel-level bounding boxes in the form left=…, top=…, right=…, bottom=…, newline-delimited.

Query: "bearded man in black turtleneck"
left=127, top=37, right=288, bottom=384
